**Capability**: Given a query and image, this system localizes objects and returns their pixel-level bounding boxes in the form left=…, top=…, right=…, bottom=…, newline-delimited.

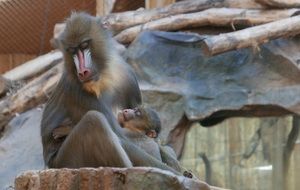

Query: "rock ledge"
left=15, top=167, right=211, bottom=190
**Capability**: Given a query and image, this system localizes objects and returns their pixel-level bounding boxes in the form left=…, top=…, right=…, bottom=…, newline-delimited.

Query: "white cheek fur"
left=84, top=49, right=92, bottom=68
left=73, top=54, right=80, bottom=71
left=73, top=49, right=92, bottom=70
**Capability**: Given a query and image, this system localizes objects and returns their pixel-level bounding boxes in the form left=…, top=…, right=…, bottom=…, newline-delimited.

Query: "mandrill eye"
left=79, top=41, right=89, bottom=50
left=66, top=47, right=77, bottom=55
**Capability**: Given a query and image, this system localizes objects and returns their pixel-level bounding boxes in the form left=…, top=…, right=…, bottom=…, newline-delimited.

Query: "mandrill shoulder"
left=109, top=53, right=142, bottom=108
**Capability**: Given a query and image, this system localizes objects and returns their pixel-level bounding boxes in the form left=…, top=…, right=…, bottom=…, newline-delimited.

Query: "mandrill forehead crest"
left=61, top=12, right=107, bottom=48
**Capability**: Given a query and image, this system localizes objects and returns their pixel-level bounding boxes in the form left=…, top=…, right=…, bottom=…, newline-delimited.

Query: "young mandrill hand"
left=52, top=118, right=73, bottom=140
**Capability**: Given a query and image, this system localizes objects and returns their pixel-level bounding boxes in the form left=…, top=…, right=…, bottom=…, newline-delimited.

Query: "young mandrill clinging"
left=117, top=106, right=194, bottom=178
left=118, top=106, right=161, bottom=138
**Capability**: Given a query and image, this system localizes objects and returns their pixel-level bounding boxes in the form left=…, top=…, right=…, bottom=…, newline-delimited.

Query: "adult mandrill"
left=41, top=12, right=180, bottom=174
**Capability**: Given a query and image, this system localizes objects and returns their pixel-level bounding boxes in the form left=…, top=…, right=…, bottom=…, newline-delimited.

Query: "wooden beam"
left=0, top=76, right=11, bottom=97
left=256, top=0, right=300, bottom=8
left=0, top=63, right=63, bottom=132
left=103, top=0, right=227, bottom=33
left=3, top=51, right=62, bottom=81
left=202, top=15, right=300, bottom=56
left=115, top=8, right=300, bottom=44
left=96, top=0, right=116, bottom=16
left=59, top=1, right=264, bottom=35
left=0, top=54, right=36, bottom=74
left=227, top=0, right=265, bottom=9
left=146, top=0, right=175, bottom=9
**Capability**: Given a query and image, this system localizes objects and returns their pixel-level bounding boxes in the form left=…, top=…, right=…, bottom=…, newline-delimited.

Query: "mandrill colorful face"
left=60, top=13, right=107, bottom=83
left=63, top=39, right=98, bottom=82
left=56, top=13, right=111, bottom=97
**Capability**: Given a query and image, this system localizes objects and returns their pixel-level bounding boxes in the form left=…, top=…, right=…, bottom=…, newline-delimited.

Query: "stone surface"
left=15, top=167, right=211, bottom=190
left=126, top=31, right=300, bottom=127
left=0, top=108, right=44, bottom=189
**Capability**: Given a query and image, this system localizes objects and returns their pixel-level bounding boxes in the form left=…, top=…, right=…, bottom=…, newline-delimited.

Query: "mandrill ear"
left=51, top=23, right=66, bottom=50
left=50, top=38, right=61, bottom=49
left=146, top=130, right=158, bottom=138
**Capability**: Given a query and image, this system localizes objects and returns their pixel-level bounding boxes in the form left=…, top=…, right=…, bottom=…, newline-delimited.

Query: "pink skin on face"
left=76, top=50, right=91, bottom=81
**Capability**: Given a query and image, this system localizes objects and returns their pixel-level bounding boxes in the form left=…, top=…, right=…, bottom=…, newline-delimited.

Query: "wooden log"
left=282, top=116, right=300, bottom=190
left=202, top=15, right=300, bottom=56
left=0, top=76, right=23, bottom=98
left=227, top=0, right=265, bottom=9
left=110, top=0, right=143, bottom=13
left=54, top=0, right=227, bottom=36
left=53, top=0, right=265, bottom=37
left=0, top=76, right=11, bottom=97
left=146, top=0, right=176, bottom=9
left=115, top=8, right=300, bottom=44
left=53, top=23, right=66, bottom=40
left=53, top=0, right=266, bottom=38
left=102, top=0, right=227, bottom=33
left=3, top=51, right=62, bottom=81
left=256, top=0, right=300, bottom=8
left=167, top=115, right=193, bottom=159
left=0, top=63, right=63, bottom=132
left=96, top=0, right=116, bottom=16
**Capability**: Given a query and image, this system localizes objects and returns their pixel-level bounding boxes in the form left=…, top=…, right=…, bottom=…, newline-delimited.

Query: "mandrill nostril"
left=78, top=69, right=91, bottom=80
left=83, top=70, right=90, bottom=76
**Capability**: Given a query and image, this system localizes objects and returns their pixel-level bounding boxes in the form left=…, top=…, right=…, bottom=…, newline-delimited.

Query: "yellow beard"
left=81, top=56, right=125, bottom=98
left=82, top=71, right=113, bottom=97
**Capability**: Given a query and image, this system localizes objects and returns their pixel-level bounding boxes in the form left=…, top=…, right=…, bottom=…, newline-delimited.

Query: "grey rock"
left=0, top=108, right=44, bottom=189
left=126, top=31, right=300, bottom=127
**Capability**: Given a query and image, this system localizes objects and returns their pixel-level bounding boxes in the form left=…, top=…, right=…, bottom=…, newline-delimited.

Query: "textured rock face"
left=0, top=108, right=44, bottom=189
left=125, top=31, right=300, bottom=156
left=126, top=31, right=300, bottom=127
left=15, top=167, right=211, bottom=190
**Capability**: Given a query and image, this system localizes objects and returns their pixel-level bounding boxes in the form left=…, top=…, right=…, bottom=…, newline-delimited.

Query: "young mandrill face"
left=117, top=107, right=159, bottom=138
left=117, top=107, right=143, bottom=130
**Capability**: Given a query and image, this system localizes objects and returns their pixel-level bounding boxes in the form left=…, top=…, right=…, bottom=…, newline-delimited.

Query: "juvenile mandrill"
left=118, top=106, right=194, bottom=178
left=118, top=107, right=163, bottom=161
left=41, top=13, right=180, bottom=174
left=118, top=107, right=161, bottom=138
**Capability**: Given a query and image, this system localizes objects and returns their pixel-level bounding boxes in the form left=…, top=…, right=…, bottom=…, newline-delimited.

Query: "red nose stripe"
left=77, top=50, right=85, bottom=71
